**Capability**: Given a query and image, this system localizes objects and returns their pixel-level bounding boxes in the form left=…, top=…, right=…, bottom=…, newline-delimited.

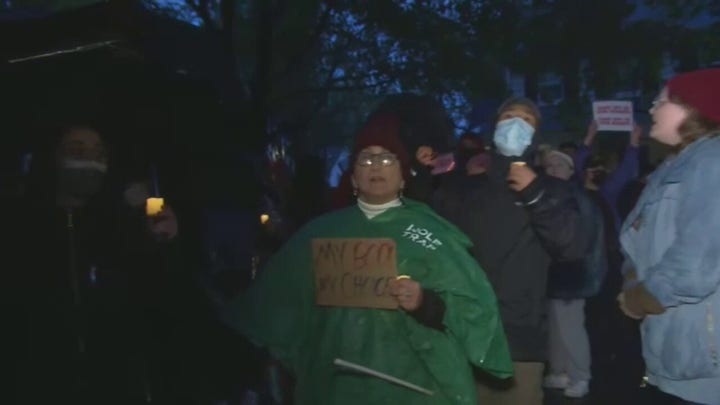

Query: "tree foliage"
left=643, top=0, right=720, bottom=21
left=139, top=0, right=720, bottom=148
left=5, top=0, right=103, bottom=11
left=141, top=0, right=511, bottom=152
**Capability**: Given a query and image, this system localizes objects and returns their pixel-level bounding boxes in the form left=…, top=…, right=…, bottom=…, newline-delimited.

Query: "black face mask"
left=589, top=169, right=608, bottom=187
left=57, top=161, right=107, bottom=199
left=457, top=148, right=482, bottom=164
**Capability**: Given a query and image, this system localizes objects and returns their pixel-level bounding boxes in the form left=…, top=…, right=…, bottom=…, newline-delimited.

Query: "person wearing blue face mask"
left=432, top=97, right=589, bottom=405
left=493, top=115, right=535, bottom=158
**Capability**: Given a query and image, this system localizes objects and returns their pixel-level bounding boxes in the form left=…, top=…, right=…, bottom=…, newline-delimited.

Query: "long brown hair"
left=670, top=94, right=720, bottom=151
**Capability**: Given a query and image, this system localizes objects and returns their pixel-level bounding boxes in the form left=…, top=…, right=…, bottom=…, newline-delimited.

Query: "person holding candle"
left=11, top=122, right=200, bottom=404
left=222, top=112, right=512, bottom=404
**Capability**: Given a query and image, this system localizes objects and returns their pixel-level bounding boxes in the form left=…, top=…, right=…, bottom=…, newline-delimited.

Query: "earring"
left=353, top=188, right=358, bottom=197
left=399, top=188, right=404, bottom=198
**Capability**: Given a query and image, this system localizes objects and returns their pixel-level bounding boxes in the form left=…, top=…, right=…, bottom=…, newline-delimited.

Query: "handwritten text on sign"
left=592, top=100, right=634, bottom=131
left=312, top=238, right=398, bottom=309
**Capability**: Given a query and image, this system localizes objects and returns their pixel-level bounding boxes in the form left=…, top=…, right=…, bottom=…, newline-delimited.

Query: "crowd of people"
left=6, top=68, right=720, bottom=405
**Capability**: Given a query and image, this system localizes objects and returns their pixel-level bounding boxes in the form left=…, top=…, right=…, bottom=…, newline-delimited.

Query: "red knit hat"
left=667, top=68, right=720, bottom=124
left=350, top=112, right=412, bottom=180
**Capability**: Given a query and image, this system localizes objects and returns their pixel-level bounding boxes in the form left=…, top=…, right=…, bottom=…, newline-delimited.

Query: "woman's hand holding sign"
left=389, top=275, right=423, bottom=311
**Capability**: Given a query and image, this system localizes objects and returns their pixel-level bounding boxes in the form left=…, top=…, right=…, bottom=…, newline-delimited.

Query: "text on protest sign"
left=312, top=238, right=398, bottom=309
left=592, top=101, right=634, bottom=131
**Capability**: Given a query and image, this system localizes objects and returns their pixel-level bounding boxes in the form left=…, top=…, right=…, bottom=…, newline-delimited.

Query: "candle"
left=146, top=197, right=165, bottom=217
left=150, top=164, right=160, bottom=196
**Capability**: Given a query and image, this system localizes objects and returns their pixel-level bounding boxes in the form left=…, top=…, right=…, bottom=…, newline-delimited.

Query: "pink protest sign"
left=592, top=101, right=634, bottom=132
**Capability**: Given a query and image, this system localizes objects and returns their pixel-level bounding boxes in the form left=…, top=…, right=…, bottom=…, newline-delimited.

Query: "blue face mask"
left=493, top=117, right=535, bottom=157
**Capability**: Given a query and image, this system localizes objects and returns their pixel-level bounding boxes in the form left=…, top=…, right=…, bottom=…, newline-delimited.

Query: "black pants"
left=585, top=264, right=645, bottom=405
left=641, top=384, right=708, bottom=405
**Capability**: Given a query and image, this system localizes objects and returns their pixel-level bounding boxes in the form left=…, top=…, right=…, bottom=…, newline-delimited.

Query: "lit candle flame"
left=146, top=197, right=164, bottom=217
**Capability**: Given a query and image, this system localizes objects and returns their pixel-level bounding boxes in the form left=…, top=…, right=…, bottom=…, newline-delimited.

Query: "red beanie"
left=350, top=112, right=412, bottom=180
left=667, top=68, right=720, bottom=124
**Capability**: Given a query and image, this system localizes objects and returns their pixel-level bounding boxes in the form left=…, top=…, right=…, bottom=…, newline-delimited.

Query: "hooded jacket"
left=432, top=153, right=586, bottom=361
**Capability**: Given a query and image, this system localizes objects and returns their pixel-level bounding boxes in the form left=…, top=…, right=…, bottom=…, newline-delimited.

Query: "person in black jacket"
left=432, top=97, right=587, bottom=405
left=542, top=149, right=607, bottom=399
left=11, top=123, right=208, bottom=404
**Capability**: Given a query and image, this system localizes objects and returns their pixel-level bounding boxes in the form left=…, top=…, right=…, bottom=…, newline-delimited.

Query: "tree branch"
left=220, top=0, right=234, bottom=34
left=292, top=79, right=396, bottom=95
left=186, top=0, right=215, bottom=30
left=280, top=3, right=335, bottom=76
left=304, top=51, right=345, bottom=119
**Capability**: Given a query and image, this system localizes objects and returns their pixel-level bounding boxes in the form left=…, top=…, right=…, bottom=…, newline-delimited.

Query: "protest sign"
left=593, top=101, right=634, bottom=131
left=312, top=238, right=398, bottom=309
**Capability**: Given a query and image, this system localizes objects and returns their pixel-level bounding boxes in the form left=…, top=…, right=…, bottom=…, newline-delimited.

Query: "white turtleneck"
left=357, top=198, right=402, bottom=219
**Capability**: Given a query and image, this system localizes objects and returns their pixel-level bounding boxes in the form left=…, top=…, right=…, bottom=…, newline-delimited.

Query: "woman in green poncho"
left=223, top=112, right=512, bottom=404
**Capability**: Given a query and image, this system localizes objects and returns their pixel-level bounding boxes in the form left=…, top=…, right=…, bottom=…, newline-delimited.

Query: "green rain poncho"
left=223, top=199, right=512, bottom=404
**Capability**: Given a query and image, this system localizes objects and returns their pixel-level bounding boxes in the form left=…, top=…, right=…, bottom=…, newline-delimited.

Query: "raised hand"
left=583, top=120, right=598, bottom=146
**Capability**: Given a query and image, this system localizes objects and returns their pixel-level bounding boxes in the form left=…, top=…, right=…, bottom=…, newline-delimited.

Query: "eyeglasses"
left=650, top=98, right=669, bottom=110
left=356, top=152, right=398, bottom=167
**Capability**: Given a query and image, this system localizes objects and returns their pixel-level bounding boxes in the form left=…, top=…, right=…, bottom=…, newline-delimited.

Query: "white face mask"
left=493, top=117, right=535, bottom=157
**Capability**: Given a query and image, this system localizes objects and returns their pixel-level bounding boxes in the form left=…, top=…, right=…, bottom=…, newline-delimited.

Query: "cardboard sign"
left=312, top=238, right=398, bottom=309
left=592, top=101, right=634, bottom=131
